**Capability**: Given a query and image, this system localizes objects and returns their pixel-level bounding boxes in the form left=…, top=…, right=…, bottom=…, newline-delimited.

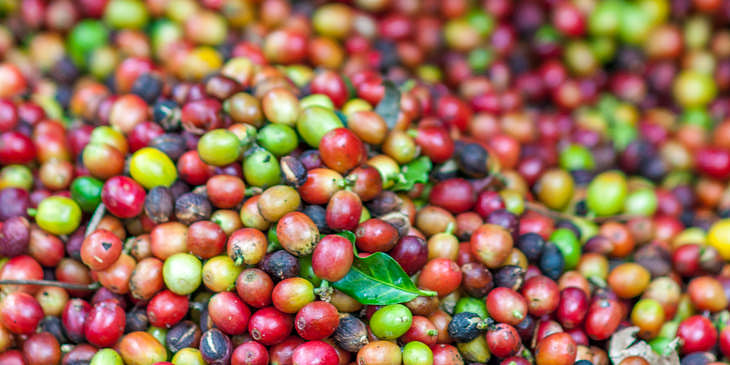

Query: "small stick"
left=524, top=201, right=641, bottom=223
left=0, top=204, right=109, bottom=291
left=84, top=203, right=106, bottom=238
left=524, top=202, right=582, bottom=222
left=0, top=279, right=100, bottom=291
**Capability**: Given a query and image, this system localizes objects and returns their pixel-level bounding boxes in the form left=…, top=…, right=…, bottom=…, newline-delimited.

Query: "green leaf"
left=335, top=231, right=357, bottom=245
left=374, top=80, right=401, bottom=129
left=330, top=230, right=436, bottom=305
left=391, top=156, right=432, bottom=191
left=332, top=251, right=436, bottom=305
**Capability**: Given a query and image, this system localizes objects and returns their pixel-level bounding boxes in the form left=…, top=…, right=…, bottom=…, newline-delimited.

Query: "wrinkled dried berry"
left=175, top=193, right=212, bottom=225
left=447, top=312, right=486, bottom=343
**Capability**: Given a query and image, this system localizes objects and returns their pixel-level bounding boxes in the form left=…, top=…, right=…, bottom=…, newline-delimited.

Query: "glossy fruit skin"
left=357, top=341, right=402, bottom=365
left=399, top=340, right=433, bottom=364
left=295, top=301, right=339, bottom=340
left=231, top=341, right=269, bottom=365
left=677, top=315, right=717, bottom=354
left=147, top=290, right=189, bottom=328
left=188, top=220, right=227, bottom=259
left=70, top=176, right=104, bottom=212
left=369, top=304, right=413, bottom=340
left=415, top=125, right=454, bottom=164
left=129, top=257, right=164, bottom=300
left=209, top=292, right=250, bottom=335
left=257, top=185, right=301, bottom=222
left=0, top=350, right=24, bottom=365
left=401, top=315, right=438, bottom=346
left=29, top=226, right=65, bottom=268
left=522, top=275, right=560, bottom=317
left=534, top=332, right=577, bottom=365
left=418, top=258, right=462, bottom=297
left=356, top=218, right=400, bottom=253
left=471, top=224, right=513, bottom=268
left=486, top=287, right=528, bottom=326
left=297, top=106, right=344, bottom=148
left=585, top=171, right=627, bottom=216
left=291, top=340, right=339, bottom=365
left=277, top=212, right=320, bottom=257
left=429, top=178, right=476, bottom=214
left=0, top=131, right=36, bottom=165
left=348, top=165, right=383, bottom=202
left=62, top=298, right=91, bottom=343
left=257, top=123, right=298, bottom=157
left=299, top=168, right=343, bottom=205
left=202, top=255, right=242, bottom=292
left=129, top=147, right=178, bottom=189
left=102, top=176, right=146, bottom=218
left=236, top=268, right=273, bottom=308
left=430, top=344, right=463, bottom=365
left=673, top=70, right=716, bottom=108
left=163, top=253, right=202, bottom=295
left=319, top=128, right=366, bottom=173
left=118, top=331, right=168, bottom=365
left=248, top=307, right=293, bottom=346
left=273, top=277, right=315, bottom=313
left=177, top=151, right=215, bottom=186
left=206, top=175, right=245, bottom=209
left=268, top=336, right=304, bottom=365
left=84, top=300, right=125, bottom=347
left=556, top=287, right=589, bottom=329
left=36, top=196, right=82, bottom=235
left=0, top=255, right=44, bottom=294
left=198, top=129, right=241, bottom=166
left=312, top=234, right=354, bottom=282
left=243, top=148, right=281, bottom=188
left=326, top=190, right=363, bottom=232
left=630, top=298, right=665, bottom=339
left=0, top=292, right=43, bottom=334
left=83, top=142, right=125, bottom=179
left=389, top=235, right=428, bottom=276
left=584, top=299, right=622, bottom=341
left=23, top=332, right=62, bottom=365
left=0, top=187, right=29, bottom=221
left=607, top=262, right=650, bottom=299
left=227, top=228, right=268, bottom=266
left=687, top=275, right=728, bottom=312
left=81, top=229, right=123, bottom=271
left=549, top=228, right=580, bottom=269
left=486, top=323, right=521, bottom=358
left=91, top=348, right=125, bottom=365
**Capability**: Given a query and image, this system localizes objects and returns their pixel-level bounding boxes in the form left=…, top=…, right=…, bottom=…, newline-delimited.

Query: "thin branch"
left=84, top=203, right=106, bottom=238
left=592, top=213, right=643, bottom=223
left=0, top=204, right=108, bottom=292
left=524, top=202, right=583, bottom=222
left=0, top=279, right=100, bottom=291
left=524, top=201, right=642, bottom=223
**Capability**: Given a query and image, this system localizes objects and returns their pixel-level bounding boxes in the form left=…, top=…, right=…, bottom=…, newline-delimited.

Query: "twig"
left=524, top=202, right=583, bottom=222
left=592, top=213, right=643, bottom=223
left=0, top=279, right=100, bottom=291
left=1, top=204, right=108, bottom=292
left=84, top=203, right=106, bottom=237
left=524, top=201, right=642, bottom=223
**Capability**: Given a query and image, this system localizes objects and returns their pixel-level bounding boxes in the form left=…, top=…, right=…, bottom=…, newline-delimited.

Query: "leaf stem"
left=0, top=279, right=100, bottom=291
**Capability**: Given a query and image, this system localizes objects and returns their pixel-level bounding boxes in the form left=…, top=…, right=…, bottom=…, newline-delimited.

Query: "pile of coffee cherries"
left=3, top=0, right=730, bottom=364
